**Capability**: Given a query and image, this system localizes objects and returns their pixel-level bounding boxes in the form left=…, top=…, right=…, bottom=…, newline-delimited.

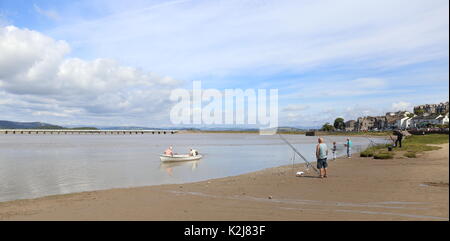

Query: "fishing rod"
left=365, top=136, right=377, bottom=148
left=388, top=134, right=396, bottom=145
left=279, top=134, right=319, bottom=174
left=365, top=134, right=395, bottom=150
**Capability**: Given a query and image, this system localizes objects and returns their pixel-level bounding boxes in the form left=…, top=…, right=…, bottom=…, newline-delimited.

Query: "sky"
left=0, top=0, right=449, bottom=128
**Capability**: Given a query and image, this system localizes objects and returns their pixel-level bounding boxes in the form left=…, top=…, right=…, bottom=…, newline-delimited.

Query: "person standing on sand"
left=332, top=142, right=337, bottom=161
left=316, top=138, right=329, bottom=178
left=345, top=138, right=352, bottom=158
left=393, top=130, right=403, bottom=148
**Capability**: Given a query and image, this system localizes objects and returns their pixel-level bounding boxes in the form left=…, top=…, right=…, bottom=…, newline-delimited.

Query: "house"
left=354, top=111, right=412, bottom=131
left=411, top=113, right=449, bottom=128
left=437, top=113, right=449, bottom=125
left=346, top=101, right=448, bottom=131
left=395, top=116, right=413, bottom=129
left=356, top=117, right=372, bottom=131
left=414, top=102, right=449, bottom=115
left=385, top=111, right=412, bottom=129
left=356, top=116, right=386, bottom=131
left=344, top=120, right=357, bottom=131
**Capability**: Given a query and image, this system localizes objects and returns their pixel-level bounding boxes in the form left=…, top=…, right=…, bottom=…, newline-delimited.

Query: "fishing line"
left=279, top=134, right=319, bottom=174
left=366, top=136, right=377, bottom=148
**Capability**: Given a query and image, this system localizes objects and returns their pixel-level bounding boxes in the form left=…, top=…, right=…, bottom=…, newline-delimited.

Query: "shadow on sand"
left=298, top=175, right=322, bottom=179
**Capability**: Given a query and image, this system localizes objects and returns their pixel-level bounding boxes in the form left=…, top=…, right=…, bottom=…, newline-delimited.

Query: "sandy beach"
left=0, top=143, right=448, bottom=221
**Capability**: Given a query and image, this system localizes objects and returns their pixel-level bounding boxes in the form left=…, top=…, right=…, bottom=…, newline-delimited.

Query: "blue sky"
left=0, top=0, right=449, bottom=127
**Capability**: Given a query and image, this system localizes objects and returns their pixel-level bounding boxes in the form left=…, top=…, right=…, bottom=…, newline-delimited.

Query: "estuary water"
left=0, top=133, right=386, bottom=202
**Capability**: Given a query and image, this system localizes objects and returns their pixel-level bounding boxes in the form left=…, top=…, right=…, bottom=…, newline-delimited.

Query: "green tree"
left=407, top=113, right=415, bottom=118
left=333, top=117, right=345, bottom=130
left=414, top=109, right=425, bottom=116
left=321, top=123, right=335, bottom=131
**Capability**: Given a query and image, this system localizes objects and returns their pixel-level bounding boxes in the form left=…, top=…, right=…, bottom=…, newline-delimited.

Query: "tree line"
left=321, top=118, right=345, bottom=131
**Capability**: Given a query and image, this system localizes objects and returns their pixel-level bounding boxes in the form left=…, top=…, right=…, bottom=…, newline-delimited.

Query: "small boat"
left=159, top=154, right=202, bottom=162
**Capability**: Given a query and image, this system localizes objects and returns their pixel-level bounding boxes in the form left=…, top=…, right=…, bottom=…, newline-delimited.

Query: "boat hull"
left=160, top=154, right=202, bottom=162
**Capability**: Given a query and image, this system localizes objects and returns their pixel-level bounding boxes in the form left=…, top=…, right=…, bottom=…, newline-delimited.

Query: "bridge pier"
left=0, top=129, right=178, bottom=135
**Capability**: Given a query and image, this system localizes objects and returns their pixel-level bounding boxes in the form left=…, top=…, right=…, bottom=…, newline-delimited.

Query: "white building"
left=411, top=113, right=449, bottom=128
left=387, top=111, right=412, bottom=129
left=395, top=116, right=414, bottom=129
left=437, top=113, right=450, bottom=125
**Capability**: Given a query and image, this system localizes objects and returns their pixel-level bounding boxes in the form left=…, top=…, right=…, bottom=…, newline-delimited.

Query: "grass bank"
left=360, top=134, right=449, bottom=159
left=318, top=131, right=391, bottom=137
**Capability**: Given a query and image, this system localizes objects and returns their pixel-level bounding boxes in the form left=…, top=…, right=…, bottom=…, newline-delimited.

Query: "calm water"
left=0, top=133, right=386, bottom=202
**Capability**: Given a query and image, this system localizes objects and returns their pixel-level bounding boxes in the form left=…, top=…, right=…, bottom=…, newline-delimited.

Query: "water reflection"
left=160, top=160, right=200, bottom=176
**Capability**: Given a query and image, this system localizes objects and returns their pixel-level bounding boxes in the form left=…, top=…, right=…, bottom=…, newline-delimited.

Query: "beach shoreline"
left=0, top=143, right=448, bottom=221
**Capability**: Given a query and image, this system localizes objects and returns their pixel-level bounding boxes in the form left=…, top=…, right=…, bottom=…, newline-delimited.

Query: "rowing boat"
left=159, top=154, right=202, bottom=162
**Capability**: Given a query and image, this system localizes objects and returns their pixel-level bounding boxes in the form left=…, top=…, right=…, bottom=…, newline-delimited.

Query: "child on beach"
left=332, top=142, right=337, bottom=161
left=345, top=138, right=352, bottom=158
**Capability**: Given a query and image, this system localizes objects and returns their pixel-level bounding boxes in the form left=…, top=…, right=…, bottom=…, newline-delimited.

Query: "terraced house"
left=344, top=102, right=449, bottom=131
left=414, top=102, right=449, bottom=115
left=410, top=113, right=449, bottom=128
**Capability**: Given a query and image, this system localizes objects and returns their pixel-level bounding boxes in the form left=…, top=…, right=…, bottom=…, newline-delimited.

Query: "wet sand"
left=0, top=144, right=448, bottom=221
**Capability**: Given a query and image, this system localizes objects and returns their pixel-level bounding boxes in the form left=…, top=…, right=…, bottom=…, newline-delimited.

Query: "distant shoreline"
left=0, top=128, right=393, bottom=138
left=182, top=130, right=392, bottom=137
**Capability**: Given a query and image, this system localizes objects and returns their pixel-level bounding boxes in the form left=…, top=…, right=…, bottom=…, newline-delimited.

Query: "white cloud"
left=47, top=0, right=449, bottom=79
left=0, top=25, right=183, bottom=125
left=1, top=0, right=448, bottom=127
left=391, top=101, right=413, bottom=112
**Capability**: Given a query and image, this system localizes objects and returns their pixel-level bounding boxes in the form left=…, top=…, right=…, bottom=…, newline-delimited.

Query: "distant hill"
left=0, top=120, right=98, bottom=130
left=0, top=120, right=64, bottom=129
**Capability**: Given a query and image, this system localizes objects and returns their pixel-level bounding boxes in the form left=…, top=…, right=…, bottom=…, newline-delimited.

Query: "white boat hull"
left=160, top=154, right=202, bottom=162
